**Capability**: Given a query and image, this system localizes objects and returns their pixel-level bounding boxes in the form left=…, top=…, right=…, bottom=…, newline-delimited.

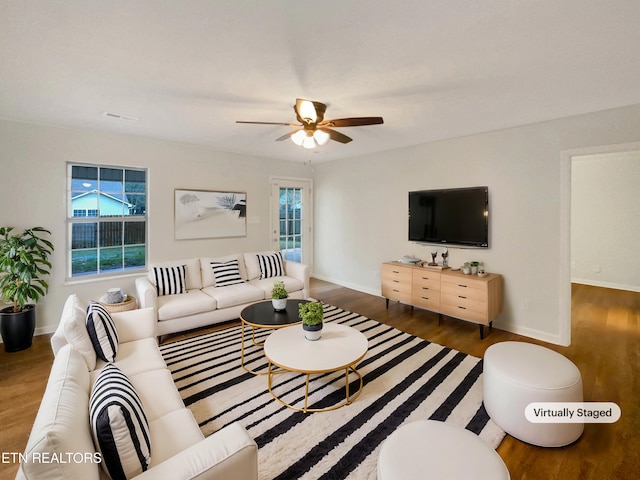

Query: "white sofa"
left=18, top=294, right=258, bottom=480
left=135, top=252, right=310, bottom=338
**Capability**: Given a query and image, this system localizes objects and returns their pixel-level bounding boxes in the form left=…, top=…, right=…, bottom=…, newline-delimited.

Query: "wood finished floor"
left=0, top=280, right=637, bottom=479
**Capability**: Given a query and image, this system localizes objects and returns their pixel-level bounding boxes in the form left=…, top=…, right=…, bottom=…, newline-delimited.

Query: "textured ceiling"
left=2, top=1, right=640, bottom=163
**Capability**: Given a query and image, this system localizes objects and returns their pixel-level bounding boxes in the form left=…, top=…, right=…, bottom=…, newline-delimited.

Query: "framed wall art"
left=174, top=189, right=246, bottom=240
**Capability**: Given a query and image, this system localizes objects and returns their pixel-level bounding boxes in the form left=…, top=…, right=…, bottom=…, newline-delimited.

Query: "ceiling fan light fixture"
left=313, top=129, right=330, bottom=145
left=302, top=132, right=316, bottom=149
left=291, top=130, right=306, bottom=146
left=298, top=100, right=317, bottom=123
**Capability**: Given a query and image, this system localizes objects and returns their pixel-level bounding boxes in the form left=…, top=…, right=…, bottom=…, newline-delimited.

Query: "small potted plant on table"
left=0, top=227, right=54, bottom=352
left=271, top=280, right=288, bottom=311
left=299, top=301, right=324, bottom=341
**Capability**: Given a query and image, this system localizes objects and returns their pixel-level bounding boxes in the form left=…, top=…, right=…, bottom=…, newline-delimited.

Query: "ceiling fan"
left=236, top=98, right=383, bottom=149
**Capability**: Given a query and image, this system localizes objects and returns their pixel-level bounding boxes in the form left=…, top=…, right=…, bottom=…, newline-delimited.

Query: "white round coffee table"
left=264, top=322, right=368, bottom=412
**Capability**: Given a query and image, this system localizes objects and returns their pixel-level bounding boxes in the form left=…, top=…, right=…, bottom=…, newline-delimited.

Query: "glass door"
left=270, top=178, right=312, bottom=267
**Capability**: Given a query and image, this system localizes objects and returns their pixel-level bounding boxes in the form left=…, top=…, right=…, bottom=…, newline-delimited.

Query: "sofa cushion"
left=86, top=302, right=119, bottom=362
left=249, top=275, right=304, bottom=298
left=151, top=265, right=187, bottom=296
left=129, top=369, right=186, bottom=422
left=90, top=364, right=151, bottom=479
left=148, top=409, right=204, bottom=468
left=257, top=251, right=285, bottom=279
left=58, top=294, right=98, bottom=370
left=202, top=283, right=265, bottom=309
left=20, top=345, right=100, bottom=480
left=93, top=338, right=168, bottom=379
left=200, top=254, right=248, bottom=287
left=148, top=258, right=202, bottom=290
left=210, top=259, right=245, bottom=287
left=157, top=290, right=217, bottom=321
left=244, top=251, right=281, bottom=281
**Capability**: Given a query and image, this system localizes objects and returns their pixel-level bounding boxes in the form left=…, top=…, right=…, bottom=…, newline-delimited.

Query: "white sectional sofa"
left=18, top=294, right=258, bottom=480
left=135, top=251, right=310, bottom=338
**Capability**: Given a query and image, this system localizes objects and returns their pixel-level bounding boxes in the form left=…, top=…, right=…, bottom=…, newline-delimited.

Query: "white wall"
left=312, top=104, right=640, bottom=345
left=571, top=150, right=640, bottom=291
left=0, top=119, right=312, bottom=334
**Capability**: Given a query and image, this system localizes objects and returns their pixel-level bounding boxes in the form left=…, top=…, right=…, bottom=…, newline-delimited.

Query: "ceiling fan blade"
left=275, top=129, right=302, bottom=141
left=322, top=128, right=352, bottom=144
left=236, top=121, right=301, bottom=126
left=321, top=117, right=384, bottom=128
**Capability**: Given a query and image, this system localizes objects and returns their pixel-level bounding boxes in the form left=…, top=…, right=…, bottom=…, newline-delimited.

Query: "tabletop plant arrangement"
left=271, top=279, right=288, bottom=311
left=298, top=301, right=324, bottom=341
left=0, top=226, right=54, bottom=352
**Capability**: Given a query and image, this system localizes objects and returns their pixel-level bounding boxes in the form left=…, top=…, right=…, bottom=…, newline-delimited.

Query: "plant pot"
left=272, top=298, right=288, bottom=311
left=0, top=304, right=36, bottom=353
left=303, top=322, right=323, bottom=341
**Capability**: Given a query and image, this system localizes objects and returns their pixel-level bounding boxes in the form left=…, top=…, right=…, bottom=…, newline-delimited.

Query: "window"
left=67, top=164, right=147, bottom=278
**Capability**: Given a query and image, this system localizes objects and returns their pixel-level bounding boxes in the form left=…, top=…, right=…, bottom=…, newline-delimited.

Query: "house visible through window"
left=68, top=164, right=147, bottom=278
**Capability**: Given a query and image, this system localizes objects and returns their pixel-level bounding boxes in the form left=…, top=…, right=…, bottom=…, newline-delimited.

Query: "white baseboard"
left=492, top=320, right=566, bottom=346
left=571, top=278, right=640, bottom=293
left=311, top=273, right=381, bottom=297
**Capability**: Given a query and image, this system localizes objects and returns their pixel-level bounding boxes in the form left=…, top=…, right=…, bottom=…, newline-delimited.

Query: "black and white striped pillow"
left=257, top=251, right=285, bottom=279
left=211, top=259, right=245, bottom=287
left=86, top=302, right=118, bottom=362
left=90, top=364, right=151, bottom=480
left=152, top=265, right=187, bottom=296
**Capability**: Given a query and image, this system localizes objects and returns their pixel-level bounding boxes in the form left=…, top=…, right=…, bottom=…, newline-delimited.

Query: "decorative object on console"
left=441, top=248, right=449, bottom=267
left=174, top=189, right=246, bottom=240
left=399, top=255, right=421, bottom=264
left=271, top=280, right=288, bottom=311
left=299, top=301, right=324, bottom=341
left=0, top=226, right=54, bottom=352
left=462, top=262, right=472, bottom=274
left=470, top=261, right=480, bottom=275
left=428, top=251, right=438, bottom=266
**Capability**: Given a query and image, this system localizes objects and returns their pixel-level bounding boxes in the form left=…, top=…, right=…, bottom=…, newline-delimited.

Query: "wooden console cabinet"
left=381, top=261, right=503, bottom=339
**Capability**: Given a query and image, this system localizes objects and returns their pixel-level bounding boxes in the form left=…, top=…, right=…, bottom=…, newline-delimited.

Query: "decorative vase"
left=0, top=304, right=36, bottom=352
left=303, top=322, right=323, bottom=341
left=272, top=298, right=287, bottom=311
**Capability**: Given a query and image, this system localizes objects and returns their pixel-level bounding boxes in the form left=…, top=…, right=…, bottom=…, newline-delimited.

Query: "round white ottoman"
left=377, top=420, right=510, bottom=480
left=483, top=341, right=583, bottom=447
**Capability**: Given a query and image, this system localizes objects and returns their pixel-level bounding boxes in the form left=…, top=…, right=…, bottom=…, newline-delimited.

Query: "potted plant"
left=0, top=227, right=54, bottom=352
left=271, top=280, right=288, bottom=311
left=299, top=301, right=323, bottom=341
left=469, top=261, right=480, bottom=275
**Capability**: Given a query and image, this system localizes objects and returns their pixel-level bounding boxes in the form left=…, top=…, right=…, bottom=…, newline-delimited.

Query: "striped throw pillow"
left=86, top=302, right=118, bottom=362
left=152, top=265, right=186, bottom=296
left=90, top=364, right=151, bottom=480
left=211, top=259, right=245, bottom=287
left=257, top=251, right=285, bottom=279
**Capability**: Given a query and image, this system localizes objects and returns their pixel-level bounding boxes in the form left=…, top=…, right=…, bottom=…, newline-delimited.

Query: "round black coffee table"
left=240, top=299, right=309, bottom=374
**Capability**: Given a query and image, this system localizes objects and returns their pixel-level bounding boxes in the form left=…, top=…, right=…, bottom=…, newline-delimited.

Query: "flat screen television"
left=408, top=186, right=489, bottom=248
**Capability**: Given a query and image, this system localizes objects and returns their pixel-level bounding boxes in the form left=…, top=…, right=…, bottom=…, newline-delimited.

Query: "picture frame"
left=174, top=189, right=246, bottom=240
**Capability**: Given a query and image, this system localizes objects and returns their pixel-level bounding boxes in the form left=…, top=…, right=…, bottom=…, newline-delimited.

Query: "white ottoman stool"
left=377, top=420, right=510, bottom=480
left=483, top=341, right=583, bottom=447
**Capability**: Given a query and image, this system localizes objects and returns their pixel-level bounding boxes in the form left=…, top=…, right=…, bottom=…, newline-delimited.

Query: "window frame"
left=66, top=162, right=148, bottom=280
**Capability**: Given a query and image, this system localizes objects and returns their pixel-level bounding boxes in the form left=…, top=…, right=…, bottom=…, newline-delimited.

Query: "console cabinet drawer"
left=412, top=269, right=441, bottom=310
left=381, top=263, right=412, bottom=304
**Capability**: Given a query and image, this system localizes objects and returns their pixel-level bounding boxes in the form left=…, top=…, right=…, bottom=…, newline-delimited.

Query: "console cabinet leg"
left=479, top=324, right=484, bottom=340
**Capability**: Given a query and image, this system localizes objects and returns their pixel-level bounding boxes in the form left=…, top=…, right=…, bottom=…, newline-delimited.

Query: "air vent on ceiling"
left=103, top=112, right=139, bottom=121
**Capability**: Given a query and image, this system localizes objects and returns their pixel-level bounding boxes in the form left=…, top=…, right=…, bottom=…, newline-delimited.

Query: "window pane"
left=124, top=221, right=145, bottom=245
left=125, top=194, right=146, bottom=216
left=125, top=169, right=146, bottom=192
left=100, top=222, right=122, bottom=247
left=72, top=223, right=97, bottom=249
left=72, top=249, right=97, bottom=276
left=124, top=245, right=145, bottom=269
left=99, top=247, right=123, bottom=272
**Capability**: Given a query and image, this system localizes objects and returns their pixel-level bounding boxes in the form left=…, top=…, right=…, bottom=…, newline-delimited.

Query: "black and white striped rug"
left=160, top=304, right=505, bottom=480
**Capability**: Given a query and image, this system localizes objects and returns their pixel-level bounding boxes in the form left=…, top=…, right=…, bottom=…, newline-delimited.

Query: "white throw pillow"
left=211, top=259, right=245, bottom=287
